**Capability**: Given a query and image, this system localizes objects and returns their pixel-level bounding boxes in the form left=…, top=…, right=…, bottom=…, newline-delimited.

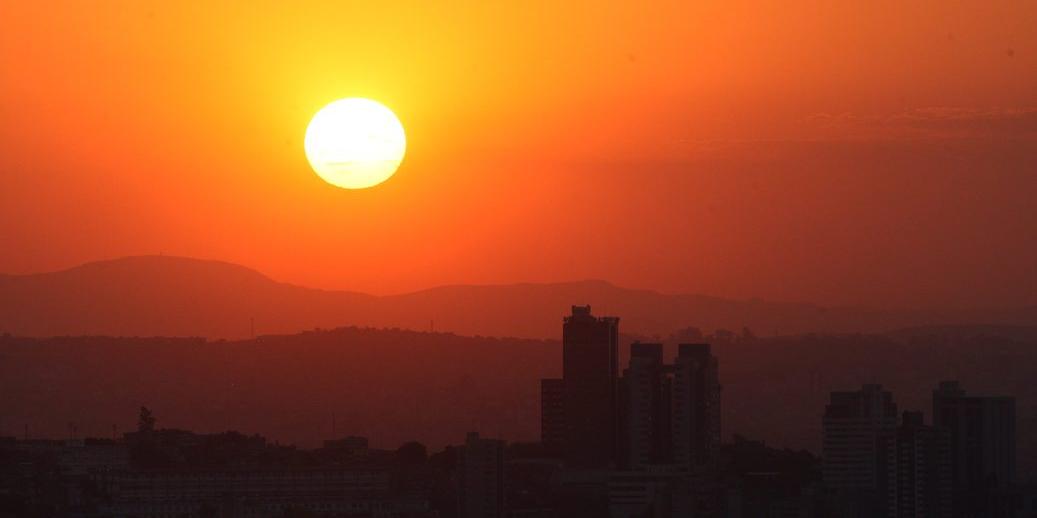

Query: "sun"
left=304, top=98, right=406, bottom=189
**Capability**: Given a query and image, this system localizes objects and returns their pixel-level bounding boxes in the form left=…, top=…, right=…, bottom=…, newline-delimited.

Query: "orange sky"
left=2, top=1, right=1036, bottom=309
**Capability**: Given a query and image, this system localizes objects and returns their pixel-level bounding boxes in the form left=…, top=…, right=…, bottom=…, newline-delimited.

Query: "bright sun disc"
left=304, top=98, right=406, bottom=189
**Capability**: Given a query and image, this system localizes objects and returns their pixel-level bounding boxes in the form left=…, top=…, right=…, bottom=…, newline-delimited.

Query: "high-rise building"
left=543, top=309, right=723, bottom=472
left=879, top=411, right=952, bottom=518
left=932, top=381, right=1016, bottom=517
left=540, top=378, right=565, bottom=451
left=670, top=343, right=721, bottom=468
left=562, top=305, right=620, bottom=468
left=822, top=384, right=898, bottom=497
left=623, top=342, right=669, bottom=469
left=458, top=432, right=505, bottom=518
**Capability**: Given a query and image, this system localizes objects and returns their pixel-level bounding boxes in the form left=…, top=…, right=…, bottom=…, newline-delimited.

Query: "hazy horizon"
left=3, top=253, right=1033, bottom=313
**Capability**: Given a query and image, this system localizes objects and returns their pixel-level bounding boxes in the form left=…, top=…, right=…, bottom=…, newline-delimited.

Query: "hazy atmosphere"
left=2, top=3, right=1036, bottom=516
left=3, top=2, right=1036, bottom=309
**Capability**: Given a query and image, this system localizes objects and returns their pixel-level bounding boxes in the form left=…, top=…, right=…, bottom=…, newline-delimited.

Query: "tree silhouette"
left=137, top=406, right=156, bottom=433
left=394, top=441, right=428, bottom=466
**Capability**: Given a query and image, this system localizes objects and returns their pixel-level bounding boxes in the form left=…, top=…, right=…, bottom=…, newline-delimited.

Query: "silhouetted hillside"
left=1, top=325, right=1034, bottom=480
left=0, top=328, right=556, bottom=452
left=0, top=256, right=377, bottom=338
left=2, top=256, right=1036, bottom=339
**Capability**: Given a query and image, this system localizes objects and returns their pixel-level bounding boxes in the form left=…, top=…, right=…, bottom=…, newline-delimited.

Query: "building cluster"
left=822, top=381, right=1020, bottom=518
left=527, top=305, right=729, bottom=517
left=540, top=305, right=722, bottom=472
left=516, top=306, right=1031, bottom=517
left=1, top=431, right=441, bottom=517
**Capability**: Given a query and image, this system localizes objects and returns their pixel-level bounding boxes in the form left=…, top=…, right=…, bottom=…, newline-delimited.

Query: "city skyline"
left=2, top=2, right=1035, bottom=516
left=4, top=306, right=1027, bottom=516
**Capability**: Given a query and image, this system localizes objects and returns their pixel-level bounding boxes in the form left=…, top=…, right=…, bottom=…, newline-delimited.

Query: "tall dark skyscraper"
left=539, top=378, right=565, bottom=451
left=879, top=411, right=953, bottom=518
left=670, top=343, right=721, bottom=469
left=458, top=432, right=505, bottom=518
left=562, top=305, right=620, bottom=468
left=932, top=381, right=1016, bottom=517
left=821, top=385, right=895, bottom=497
left=623, top=342, right=668, bottom=469
left=617, top=341, right=720, bottom=471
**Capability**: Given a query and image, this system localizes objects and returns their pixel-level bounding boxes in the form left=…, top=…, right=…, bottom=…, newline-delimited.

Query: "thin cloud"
left=889, top=107, right=1037, bottom=134
left=804, top=108, right=1037, bottom=139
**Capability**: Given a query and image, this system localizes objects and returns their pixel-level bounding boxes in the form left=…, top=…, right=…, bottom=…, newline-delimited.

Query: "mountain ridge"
left=1, top=255, right=1034, bottom=339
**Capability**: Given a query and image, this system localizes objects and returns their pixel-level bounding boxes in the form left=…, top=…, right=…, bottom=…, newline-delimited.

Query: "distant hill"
left=1, top=255, right=1035, bottom=339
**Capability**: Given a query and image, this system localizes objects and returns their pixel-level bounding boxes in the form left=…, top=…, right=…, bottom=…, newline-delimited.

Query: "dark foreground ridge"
left=2, top=323, right=1036, bottom=459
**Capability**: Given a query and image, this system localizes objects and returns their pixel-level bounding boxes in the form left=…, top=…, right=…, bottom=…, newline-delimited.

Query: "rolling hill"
left=1, top=255, right=1035, bottom=339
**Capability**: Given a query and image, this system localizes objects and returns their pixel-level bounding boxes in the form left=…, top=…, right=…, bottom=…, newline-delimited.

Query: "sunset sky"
left=2, top=1, right=1035, bottom=309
